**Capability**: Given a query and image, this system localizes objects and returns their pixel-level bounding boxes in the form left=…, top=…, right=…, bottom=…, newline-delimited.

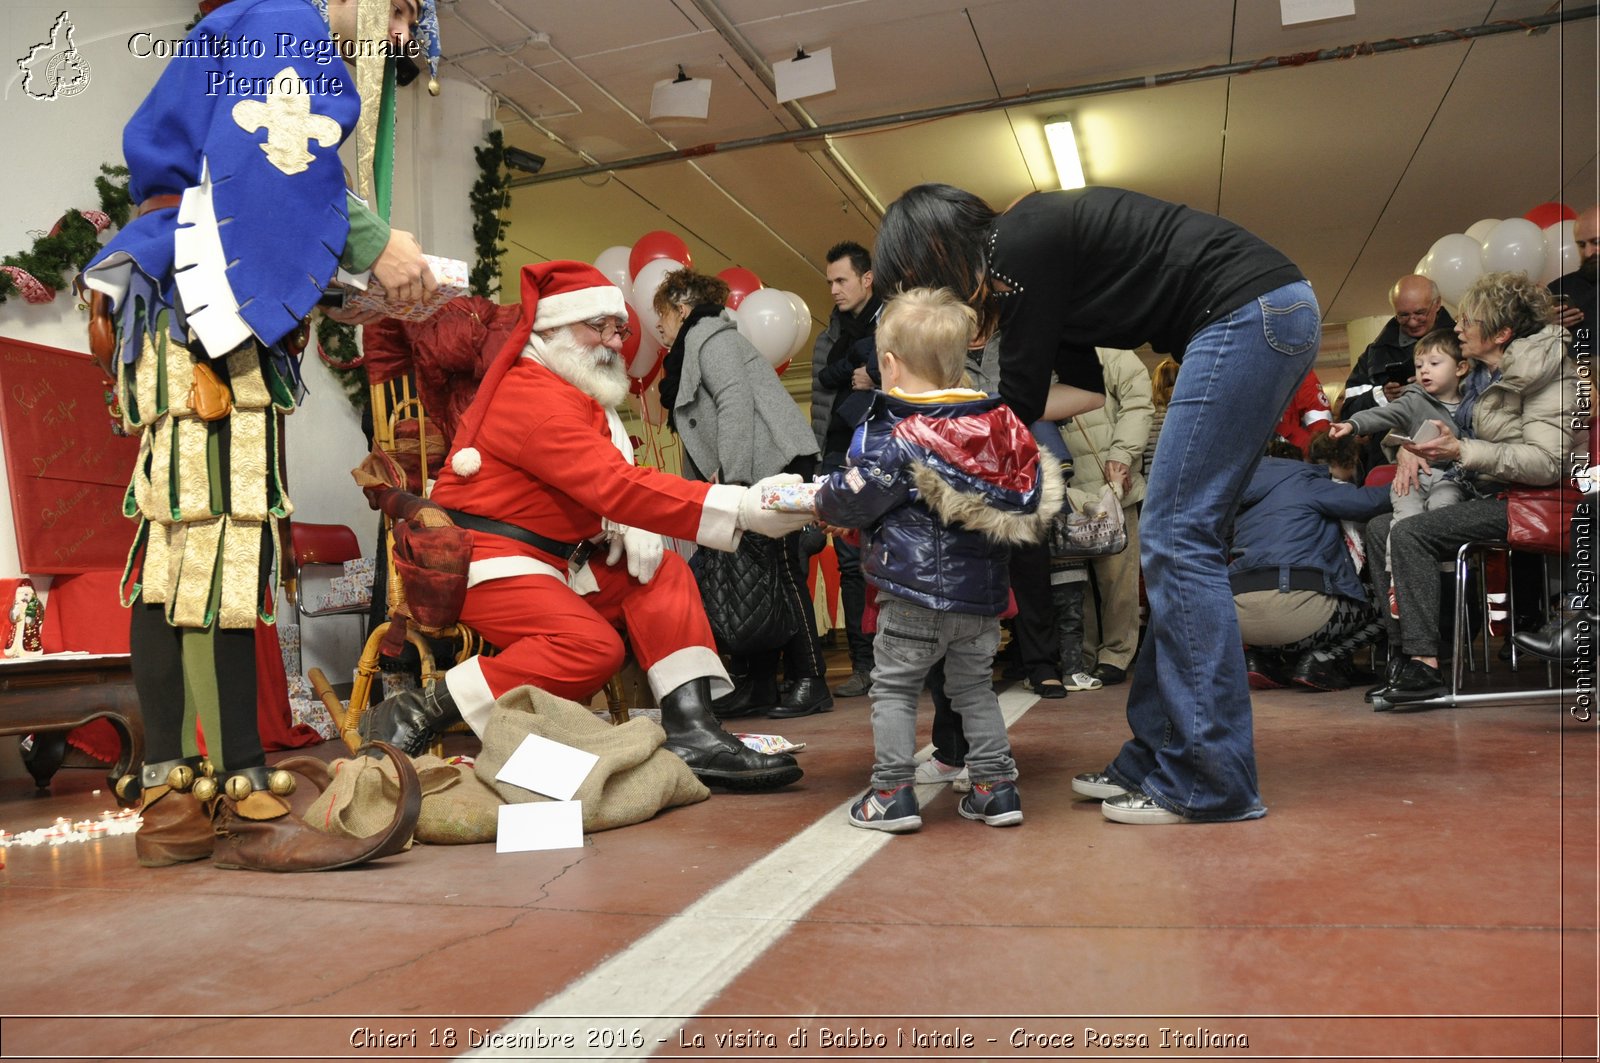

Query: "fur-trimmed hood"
left=911, top=455, right=1064, bottom=545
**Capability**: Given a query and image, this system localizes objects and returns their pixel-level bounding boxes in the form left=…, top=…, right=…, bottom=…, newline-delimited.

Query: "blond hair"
left=875, top=287, right=976, bottom=388
left=1458, top=270, right=1557, bottom=342
left=1151, top=357, right=1180, bottom=410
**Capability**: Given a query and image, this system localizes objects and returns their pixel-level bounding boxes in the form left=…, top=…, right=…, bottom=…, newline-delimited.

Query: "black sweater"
left=989, top=187, right=1304, bottom=423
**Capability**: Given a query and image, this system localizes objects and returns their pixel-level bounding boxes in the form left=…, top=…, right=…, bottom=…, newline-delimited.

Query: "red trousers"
left=458, top=549, right=716, bottom=703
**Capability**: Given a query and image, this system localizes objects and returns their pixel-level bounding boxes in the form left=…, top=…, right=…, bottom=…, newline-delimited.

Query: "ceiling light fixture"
left=650, top=64, right=711, bottom=120
left=773, top=45, right=835, bottom=103
left=1043, top=115, right=1086, bottom=190
left=503, top=147, right=546, bottom=174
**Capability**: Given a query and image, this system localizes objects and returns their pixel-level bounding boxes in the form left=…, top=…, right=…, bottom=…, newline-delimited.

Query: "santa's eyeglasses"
left=579, top=316, right=633, bottom=342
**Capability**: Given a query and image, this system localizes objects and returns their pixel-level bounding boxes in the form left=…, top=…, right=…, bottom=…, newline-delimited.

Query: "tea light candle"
left=86, top=822, right=108, bottom=837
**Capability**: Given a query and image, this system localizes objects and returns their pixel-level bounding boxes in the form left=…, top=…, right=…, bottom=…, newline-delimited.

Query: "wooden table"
left=0, top=654, right=142, bottom=792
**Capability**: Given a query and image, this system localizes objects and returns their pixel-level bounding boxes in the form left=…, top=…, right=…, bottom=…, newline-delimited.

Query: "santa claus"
left=359, top=261, right=810, bottom=790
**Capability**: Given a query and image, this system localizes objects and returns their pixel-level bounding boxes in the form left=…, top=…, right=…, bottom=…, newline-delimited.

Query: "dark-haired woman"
left=874, top=183, right=1320, bottom=824
left=652, top=269, right=831, bottom=719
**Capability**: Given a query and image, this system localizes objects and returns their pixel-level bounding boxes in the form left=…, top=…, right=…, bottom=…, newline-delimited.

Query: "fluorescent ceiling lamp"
left=650, top=66, right=711, bottom=120
left=1280, top=0, right=1355, bottom=25
left=1043, top=116, right=1086, bottom=190
left=773, top=46, right=835, bottom=103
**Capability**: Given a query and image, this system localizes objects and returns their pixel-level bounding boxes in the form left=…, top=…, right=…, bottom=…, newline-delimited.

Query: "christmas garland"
left=0, top=165, right=131, bottom=306
left=316, top=315, right=369, bottom=412
left=470, top=128, right=510, bottom=298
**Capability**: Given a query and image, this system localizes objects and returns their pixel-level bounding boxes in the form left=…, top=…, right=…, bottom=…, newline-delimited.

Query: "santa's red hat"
left=448, top=260, right=627, bottom=477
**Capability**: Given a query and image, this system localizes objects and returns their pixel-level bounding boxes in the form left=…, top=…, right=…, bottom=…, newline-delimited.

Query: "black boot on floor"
left=767, top=677, right=834, bottom=719
left=1291, top=652, right=1352, bottom=692
left=712, top=672, right=781, bottom=720
left=1365, top=656, right=1405, bottom=705
left=358, top=680, right=463, bottom=757
left=1244, top=649, right=1291, bottom=690
left=661, top=677, right=802, bottom=791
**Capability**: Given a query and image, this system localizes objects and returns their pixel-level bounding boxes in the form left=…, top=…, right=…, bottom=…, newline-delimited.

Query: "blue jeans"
left=869, top=596, right=1014, bottom=790
left=1106, top=281, right=1321, bottom=821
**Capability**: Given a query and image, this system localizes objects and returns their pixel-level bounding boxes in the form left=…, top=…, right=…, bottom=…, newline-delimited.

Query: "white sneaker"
left=913, top=757, right=972, bottom=792
left=1062, top=671, right=1103, bottom=691
left=1070, top=771, right=1128, bottom=800
left=1100, top=792, right=1188, bottom=825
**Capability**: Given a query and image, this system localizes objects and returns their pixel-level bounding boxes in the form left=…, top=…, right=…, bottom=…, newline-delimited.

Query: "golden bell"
left=192, top=776, right=219, bottom=802
left=224, top=775, right=255, bottom=801
left=114, top=774, right=138, bottom=801
left=166, top=764, right=196, bottom=791
left=199, top=758, right=215, bottom=777
left=267, top=770, right=296, bottom=796
left=428, top=76, right=440, bottom=96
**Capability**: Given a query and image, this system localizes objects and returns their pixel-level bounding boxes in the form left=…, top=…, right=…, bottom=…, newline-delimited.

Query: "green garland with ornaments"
left=0, top=165, right=131, bottom=306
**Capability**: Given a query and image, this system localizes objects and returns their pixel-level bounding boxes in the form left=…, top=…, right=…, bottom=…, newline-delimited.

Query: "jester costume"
left=79, top=0, right=441, bottom=871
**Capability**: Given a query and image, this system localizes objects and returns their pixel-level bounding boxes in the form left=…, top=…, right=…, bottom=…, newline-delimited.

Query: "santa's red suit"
left=422, top=268, right=747, bottom=737
left=1273, top=369, right=1333, bottom=452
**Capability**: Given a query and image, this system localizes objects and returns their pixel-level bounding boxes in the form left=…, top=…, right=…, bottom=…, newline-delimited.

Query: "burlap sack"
left=303, top=686, right=708, bottom=843
left=474, top=686, right=709, bottom=831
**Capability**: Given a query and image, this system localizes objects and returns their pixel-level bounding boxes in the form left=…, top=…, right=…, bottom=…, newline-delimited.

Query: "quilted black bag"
left=689, top=532, right=802, bottom=654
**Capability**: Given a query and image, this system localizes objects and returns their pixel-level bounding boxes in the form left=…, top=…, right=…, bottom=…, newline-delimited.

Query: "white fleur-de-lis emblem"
left=231, top=68, right=341, bottom=176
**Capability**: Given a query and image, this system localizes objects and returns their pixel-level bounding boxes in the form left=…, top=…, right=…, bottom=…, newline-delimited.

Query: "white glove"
left=737, top=474, right=815, bottom=538
left=605, top=525, right=665, bottom=583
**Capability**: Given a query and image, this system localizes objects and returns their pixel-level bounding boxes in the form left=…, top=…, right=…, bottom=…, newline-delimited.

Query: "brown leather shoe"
left=135, top=783, right=215, bottom=867
left=210, top=742, right=422, bottom=872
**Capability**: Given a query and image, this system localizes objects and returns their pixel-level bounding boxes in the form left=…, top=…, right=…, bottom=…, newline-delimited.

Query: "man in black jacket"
left=810, top=241, right=883, bottom=696
left=1335, top=274, right=1454, bottom=477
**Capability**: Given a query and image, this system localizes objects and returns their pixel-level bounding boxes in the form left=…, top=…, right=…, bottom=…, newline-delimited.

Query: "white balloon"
left=784, top=291, right=812, bottom=360
left=1420, top=233, right=1484, bottom=306
left=1464, top=218, right=1501, bottom=245
left=593, top=245, right=632, bottom=292
left=736, top=287, right=799, bottom=368
left=1481, top=218, right=1546, bottom=276
left=631, top=257, right=682, bottom=346
left=627, top=331, right=663, bottom=381
left=1542, top=220, right=1578, bottom=284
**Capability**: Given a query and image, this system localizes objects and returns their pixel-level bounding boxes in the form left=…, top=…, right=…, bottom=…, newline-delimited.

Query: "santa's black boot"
left=358, top=681, right=463, bottom=757
left=659, top=677, right=802, bottom=791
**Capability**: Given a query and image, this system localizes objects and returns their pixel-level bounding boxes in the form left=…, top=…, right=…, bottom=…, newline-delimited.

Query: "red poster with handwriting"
left=0, top=337, right=141, bottom=574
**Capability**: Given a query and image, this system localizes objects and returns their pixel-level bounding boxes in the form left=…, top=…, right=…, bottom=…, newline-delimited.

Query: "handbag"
left=689, top=531, right=802, bottom=653
left=1503, top=485, right=1579, bottom=554
left=1047, top=423, right=1129, bottom=560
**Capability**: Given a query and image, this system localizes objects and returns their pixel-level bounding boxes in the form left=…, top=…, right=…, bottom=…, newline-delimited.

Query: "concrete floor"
left=1, top=651, right=1595, bottom=1062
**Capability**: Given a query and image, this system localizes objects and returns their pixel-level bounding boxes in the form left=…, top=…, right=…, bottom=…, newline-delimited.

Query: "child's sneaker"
left=913, top=757, right=971, bottom=792
left=1062, top=670, right=1103, bottom=691
left=847, top=785, right=922, bottom=833
left=958, top=780, right=1023, bottom=827
left=1387, top=580, right=1400, bottom=620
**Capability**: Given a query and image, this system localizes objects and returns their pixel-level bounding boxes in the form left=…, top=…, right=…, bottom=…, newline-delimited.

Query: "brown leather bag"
left=189, top=359, right=233, bottom=421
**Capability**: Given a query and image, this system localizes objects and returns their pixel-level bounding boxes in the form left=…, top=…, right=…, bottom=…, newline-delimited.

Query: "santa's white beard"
left=531, top=327, right=630, bottom=408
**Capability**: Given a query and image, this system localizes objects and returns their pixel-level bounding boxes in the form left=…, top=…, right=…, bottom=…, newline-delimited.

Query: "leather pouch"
left=189, top=359, right=234, bottom=421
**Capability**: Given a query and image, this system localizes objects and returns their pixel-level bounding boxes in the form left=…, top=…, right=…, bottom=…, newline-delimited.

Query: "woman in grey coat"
left=653, top=268, right=831, bottom=719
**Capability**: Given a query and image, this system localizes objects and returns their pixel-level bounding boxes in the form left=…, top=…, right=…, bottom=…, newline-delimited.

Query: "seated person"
left=1233, top=448, right=1391, bottom=692
left=359, top=262, right=812, bottom=790
left=1364, top=271, right=1578, bottom=705
left=813, top=287, right=1064, bottom=832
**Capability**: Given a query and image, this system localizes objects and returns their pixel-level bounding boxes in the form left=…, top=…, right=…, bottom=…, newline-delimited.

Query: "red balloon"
left=1524, top=202, right=1576, bottom=229
left=618, top=303, right=642, bottom=364
left=717, top=266, right=762, bottom=309
left=629, top=231, right=692, bottom=281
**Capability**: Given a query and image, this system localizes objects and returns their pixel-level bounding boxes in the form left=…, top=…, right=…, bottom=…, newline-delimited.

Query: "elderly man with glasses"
left=1336, top=274, right=1456, bottom=476
left=359, top=261, right=811, bottom=791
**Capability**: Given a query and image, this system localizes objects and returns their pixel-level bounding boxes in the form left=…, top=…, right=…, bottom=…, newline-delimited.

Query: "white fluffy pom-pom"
left=451, top=447, right=482, bottom=477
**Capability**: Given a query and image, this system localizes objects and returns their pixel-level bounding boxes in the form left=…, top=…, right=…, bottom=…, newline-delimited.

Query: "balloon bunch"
left=591, top=231, right=815, bottom=426
left=1416, top=201, right=1579, bottom=306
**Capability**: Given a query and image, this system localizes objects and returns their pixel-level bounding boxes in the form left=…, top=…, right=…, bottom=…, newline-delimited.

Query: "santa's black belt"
left=443, top=509, right=597, bottom=567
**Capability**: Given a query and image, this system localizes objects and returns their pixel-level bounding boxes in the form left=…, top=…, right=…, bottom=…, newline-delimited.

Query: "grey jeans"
left=868, top=596, right=1016, bottom=789
left=1365, top=496, right=1509, bottom=657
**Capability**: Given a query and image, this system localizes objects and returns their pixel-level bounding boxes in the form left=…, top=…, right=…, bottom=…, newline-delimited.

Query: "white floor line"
left=462, top=685, right=1040, bottom=1060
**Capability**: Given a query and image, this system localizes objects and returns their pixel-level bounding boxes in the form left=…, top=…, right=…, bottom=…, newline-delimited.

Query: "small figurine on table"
left=5, top=580, right=44, bottom=658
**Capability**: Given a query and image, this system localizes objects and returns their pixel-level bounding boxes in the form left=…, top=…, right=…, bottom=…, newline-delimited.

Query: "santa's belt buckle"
left=569, top=539, right=597, bottom=569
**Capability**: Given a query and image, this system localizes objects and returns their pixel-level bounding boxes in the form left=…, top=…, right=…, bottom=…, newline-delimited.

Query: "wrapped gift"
left=341, top=255, right=469, bottom=322
left=289, top=695, right=339, bottom=741
left=759, top=480, right=821, bottom=513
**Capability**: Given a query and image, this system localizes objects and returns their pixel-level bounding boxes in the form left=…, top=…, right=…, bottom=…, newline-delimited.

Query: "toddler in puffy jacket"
left=813, top=287, right=1063, bottom=834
